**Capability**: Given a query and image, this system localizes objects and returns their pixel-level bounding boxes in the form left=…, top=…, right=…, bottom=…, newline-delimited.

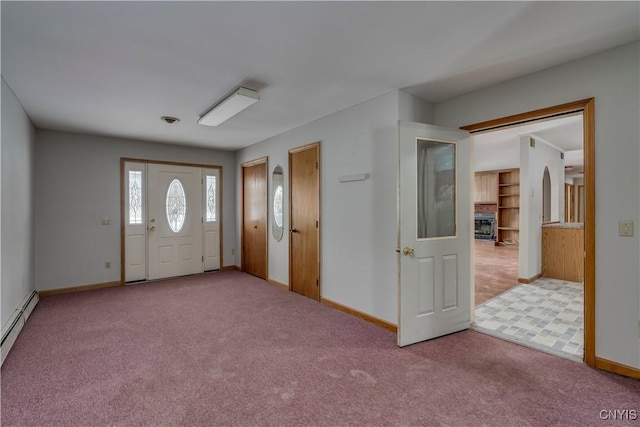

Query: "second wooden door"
left=242, top=159, right=268, bottom=279
left=289, top=143, right=320, bottom=301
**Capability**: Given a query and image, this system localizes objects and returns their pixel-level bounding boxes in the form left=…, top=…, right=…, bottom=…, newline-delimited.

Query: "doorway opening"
left=463, top=99, right=593, bottom=365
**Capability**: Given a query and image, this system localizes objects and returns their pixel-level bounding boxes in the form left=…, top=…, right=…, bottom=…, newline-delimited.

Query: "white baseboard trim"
left=1, top=291, right=39, bottom=365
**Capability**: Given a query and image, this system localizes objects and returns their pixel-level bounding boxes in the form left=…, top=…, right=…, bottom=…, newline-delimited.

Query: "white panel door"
left=398, top=121, right=472, bottom=347
left=124, top=162, right=146, bottom=282
left=148, top=164, right=203, bottom=280
left=203, top=168, right=220, bottom=271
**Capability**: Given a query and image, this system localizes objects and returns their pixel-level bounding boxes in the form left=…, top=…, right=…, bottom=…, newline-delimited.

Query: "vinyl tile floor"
left=473, top=277, right=584, bottom=362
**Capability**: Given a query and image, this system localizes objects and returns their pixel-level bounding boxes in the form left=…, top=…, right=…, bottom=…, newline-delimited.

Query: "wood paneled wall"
left=474, top=172, right=498, bottom=203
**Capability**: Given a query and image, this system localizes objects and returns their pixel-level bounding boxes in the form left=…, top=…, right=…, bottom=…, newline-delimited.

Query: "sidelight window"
left=128, top=170, right=143, bottom=225
left=206, top=175, right=217, bottom=222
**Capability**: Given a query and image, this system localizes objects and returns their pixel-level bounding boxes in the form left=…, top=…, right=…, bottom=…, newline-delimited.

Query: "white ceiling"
left=474, top=114, right=585, bottom=178
left=2, top=2, right=639, bottom=151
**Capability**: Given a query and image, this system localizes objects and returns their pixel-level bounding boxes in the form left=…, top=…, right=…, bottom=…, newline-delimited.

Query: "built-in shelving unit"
left=496, top=168, right=520, bottom=246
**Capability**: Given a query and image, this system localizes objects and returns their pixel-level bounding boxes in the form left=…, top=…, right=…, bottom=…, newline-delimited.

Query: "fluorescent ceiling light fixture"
left=198, top=87, right=260, bottom=126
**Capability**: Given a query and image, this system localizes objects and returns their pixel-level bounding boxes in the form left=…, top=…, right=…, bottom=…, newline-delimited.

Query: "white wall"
left=519, top=136, right=564, bottom=280
left=1, top=79, right=35, bottom=327
left=399, top=90, right=434, bottom=123
left=34, top=130, right=237, bottom=290
left=236, top=90, right=432, bottom=324
left=434, top=41, right=640, bottom=368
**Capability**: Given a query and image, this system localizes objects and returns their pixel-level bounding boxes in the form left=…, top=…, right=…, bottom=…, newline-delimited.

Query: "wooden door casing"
left=289, top=143, right=320, bottom=301
left=242, top=159, right=268, bottom=279
left=462, top=98, right=595, bottom=368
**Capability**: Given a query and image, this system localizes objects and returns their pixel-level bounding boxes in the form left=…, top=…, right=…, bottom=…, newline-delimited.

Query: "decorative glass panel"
left=206, top=175, right=217, bottom=222
left=273, top=184, right=284, bottom=227
left=166, top=179, right=186, bottom=233
left=271, top=165, right=284, bottom=242
left=417, top=138, right=456, bottom=239
left=128, top=171, right=142, bottom=225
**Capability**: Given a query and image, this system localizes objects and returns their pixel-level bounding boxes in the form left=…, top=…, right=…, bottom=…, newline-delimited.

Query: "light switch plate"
left=618, top=220, right=633, bottom=237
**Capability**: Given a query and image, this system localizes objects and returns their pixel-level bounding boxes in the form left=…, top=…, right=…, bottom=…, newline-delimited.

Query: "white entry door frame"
left=121, top=159, right=223, bottom=283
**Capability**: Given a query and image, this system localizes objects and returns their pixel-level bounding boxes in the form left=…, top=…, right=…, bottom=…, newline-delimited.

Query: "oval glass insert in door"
left=272, top=165, right=284, bottom=241
left=166, top=178, right=186, bottom=232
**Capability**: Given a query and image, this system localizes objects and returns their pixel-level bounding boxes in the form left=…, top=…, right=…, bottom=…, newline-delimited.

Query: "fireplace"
left=475, top=213, right=495, bottom=241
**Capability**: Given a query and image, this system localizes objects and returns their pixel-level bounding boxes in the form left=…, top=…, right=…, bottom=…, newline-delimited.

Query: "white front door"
left=147, top=164, right=203, bottom=280
left=398, top=121, right=473, bottom=347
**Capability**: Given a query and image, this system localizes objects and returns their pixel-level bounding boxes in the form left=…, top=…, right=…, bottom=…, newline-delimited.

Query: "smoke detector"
left=161, top=116, right=180, bottom=124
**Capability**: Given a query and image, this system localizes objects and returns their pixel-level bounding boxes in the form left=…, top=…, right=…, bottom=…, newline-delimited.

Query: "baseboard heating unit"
left=1, top=290, right=39, bottom=365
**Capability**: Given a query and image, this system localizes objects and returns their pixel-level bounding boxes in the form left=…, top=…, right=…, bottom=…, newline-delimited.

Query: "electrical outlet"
left=105, top=261, right=111, bottom=269
left=618, top=220, right=634, bottom=237
left=101, top=217, right=111, bottom=225
left=231, top=249, right=235, bottom=255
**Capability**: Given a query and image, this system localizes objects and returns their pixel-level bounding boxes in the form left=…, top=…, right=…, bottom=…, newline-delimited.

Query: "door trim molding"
left=289, top=141, right=320, bottom=155
left=120, top=158, right=224, bottom=284
left=460, top=98, right=593, bottom=133
left=288, top=142, right=321, bottom=301
left=461, top=98, right=596, bottom=368
left=240, top=157, right=269, bottom=278
left=595, top=357, right=640, bottom=380
left=241, top=156, right=269, bottom=168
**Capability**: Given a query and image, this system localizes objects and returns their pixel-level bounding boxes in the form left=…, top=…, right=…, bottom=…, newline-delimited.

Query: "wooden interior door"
left=289, top=143, right=320, bottom=301
left=569, top=184, right=576, bottom=222
left=242, top=159, right=268, bottom=279
left=564, top=183, right=570, bottom=222
left=577, top=185, right=585, bottom=222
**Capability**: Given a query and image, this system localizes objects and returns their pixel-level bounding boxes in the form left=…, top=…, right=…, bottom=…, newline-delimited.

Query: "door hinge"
left=316, top=220, right=318, bottom=228
left=316, top=279, right=319, bottom=287
left=316, top=162, right=318, bottom=169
